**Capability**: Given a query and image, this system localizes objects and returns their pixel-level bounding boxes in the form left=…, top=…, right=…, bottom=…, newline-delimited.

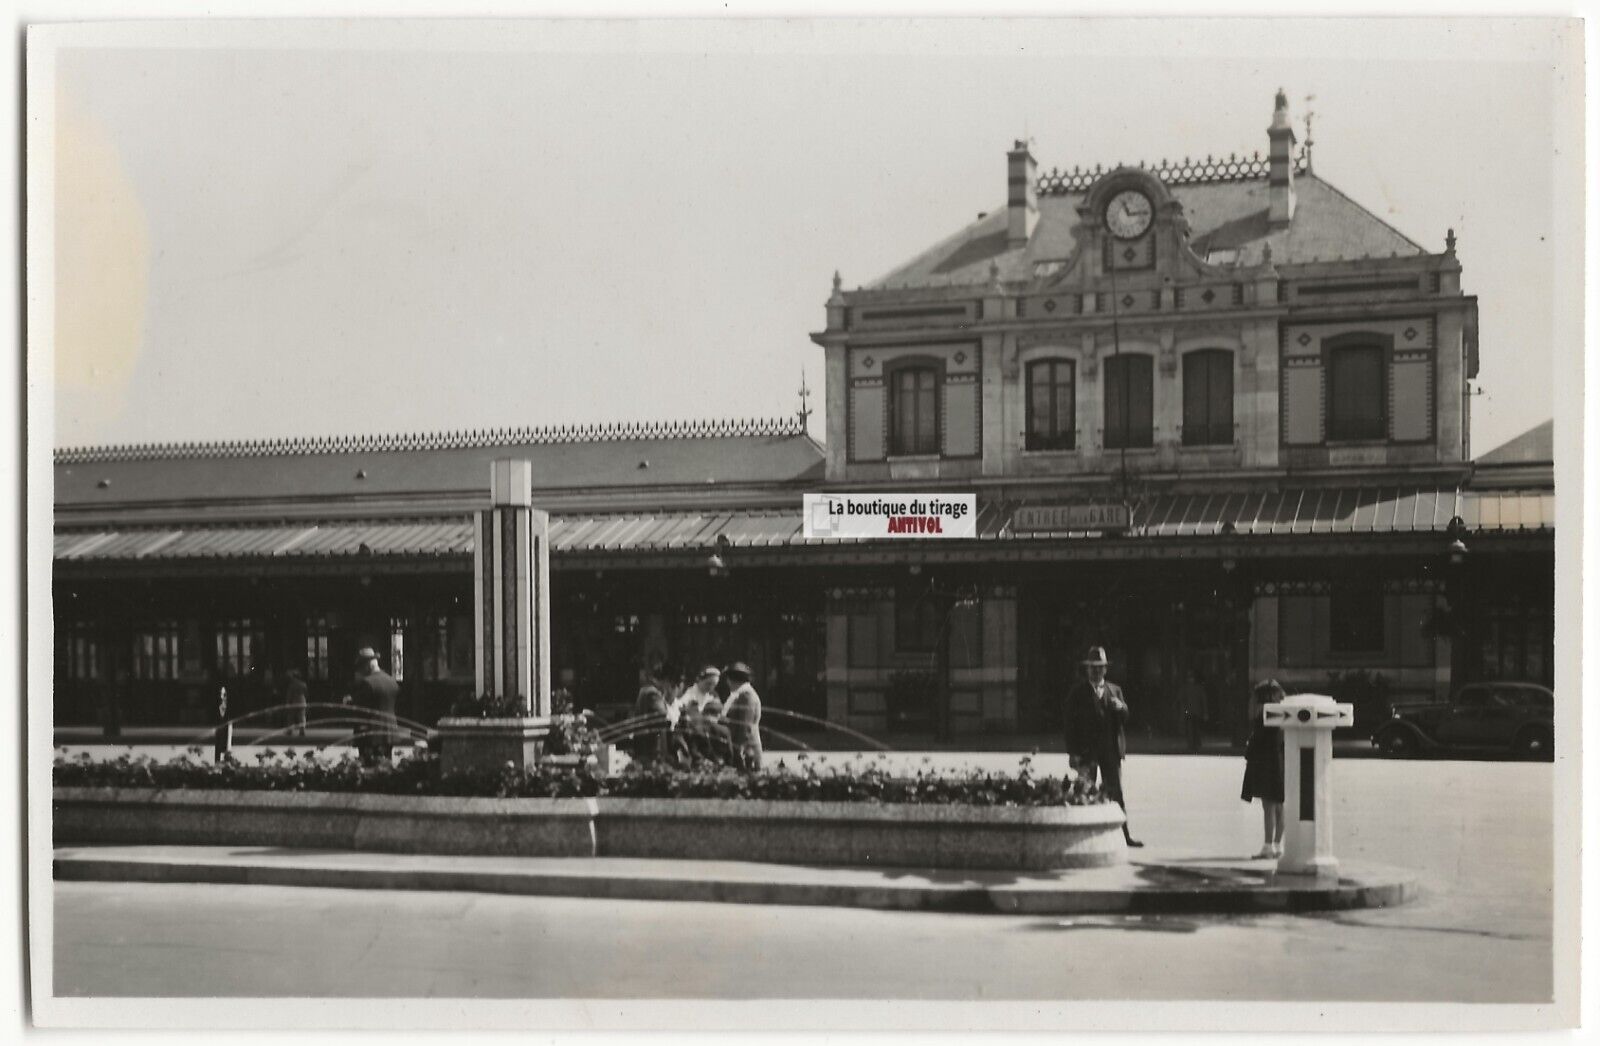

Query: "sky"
left=46, top=19, right=1577, bottom=458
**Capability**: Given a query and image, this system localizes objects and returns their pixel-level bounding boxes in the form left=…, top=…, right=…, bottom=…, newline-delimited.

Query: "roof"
left=869, top=168, right=1426, bottom=290
left=54, top=486, right=1552, bottom=564
left=1476, top=420, right=1553, bottom=466
left=54, top=417, right=825, bottom=508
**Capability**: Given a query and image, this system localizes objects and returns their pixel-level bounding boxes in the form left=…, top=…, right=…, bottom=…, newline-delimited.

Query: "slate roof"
left=870, top=171, right=1426, bottom=290
left=55, top=418, right=826, bottom=508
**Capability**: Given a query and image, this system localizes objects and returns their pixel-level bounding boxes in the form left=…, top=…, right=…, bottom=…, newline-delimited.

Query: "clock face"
left=1106, top=190, right=1154, bottom=239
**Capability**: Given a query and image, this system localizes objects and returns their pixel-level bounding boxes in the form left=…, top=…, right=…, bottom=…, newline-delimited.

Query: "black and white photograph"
left=22, top=12, right=1587, bottom=1033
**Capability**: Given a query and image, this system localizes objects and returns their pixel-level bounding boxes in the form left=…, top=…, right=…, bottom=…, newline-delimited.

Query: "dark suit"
left=1064, top=678, right=1130, bottom=813
left=351, top=669, right=400, bottom=763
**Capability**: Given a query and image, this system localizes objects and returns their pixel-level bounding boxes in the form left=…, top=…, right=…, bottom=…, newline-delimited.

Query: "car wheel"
left=1378, top=729, right=1418, bottom=758
left=1514, top=727, right=1553, bottom=762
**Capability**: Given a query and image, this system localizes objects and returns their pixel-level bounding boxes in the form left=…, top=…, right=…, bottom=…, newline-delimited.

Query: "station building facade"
left=52, top=91, right=1554, bottom=746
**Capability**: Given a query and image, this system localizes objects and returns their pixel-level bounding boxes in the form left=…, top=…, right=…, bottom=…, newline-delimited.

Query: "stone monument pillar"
left=1263, top=692, right=1354, bottom=880
left=437, top=459, right=553, bottom=778
left=473, top=458, right=552, bottom=714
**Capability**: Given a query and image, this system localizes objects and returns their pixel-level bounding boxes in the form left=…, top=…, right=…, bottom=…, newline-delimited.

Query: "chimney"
left=1267, top=88, right=1297, bottom=227
left=1007, top=139, right=1038, bottom=247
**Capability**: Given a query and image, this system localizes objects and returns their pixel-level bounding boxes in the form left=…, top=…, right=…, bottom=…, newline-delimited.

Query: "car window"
left=1497, top=685, right=1553, bottom=709
left=1455, top=687, right=1491, bottom=708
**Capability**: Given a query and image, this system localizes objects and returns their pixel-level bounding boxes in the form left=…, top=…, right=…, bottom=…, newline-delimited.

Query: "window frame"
left=212, top=618, right=256, bottom=680
left=304, top=615, right=331, bottom=681
left=1324, top=335, right=1391, bottom=443
left=885, top=358, right=943, bottom=457
left=1024, top=357, right=1077, bottom=451
left=1181, top=348, right=1235, bottom=447
left=1103, top=352, right=1154, bottom=450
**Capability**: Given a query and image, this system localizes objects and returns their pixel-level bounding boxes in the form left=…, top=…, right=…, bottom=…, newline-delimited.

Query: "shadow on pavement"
left=1021, top=915, right=1207, bottom=934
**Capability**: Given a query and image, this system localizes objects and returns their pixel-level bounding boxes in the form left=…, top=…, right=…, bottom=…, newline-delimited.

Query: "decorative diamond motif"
left=1403, top=327, right=1418, bottom=342
left=1121, top=294, right=1134, bottom=309
left=1043, top=298, right=1058, bottom=313
left=953, top=351, right=966, bottom=365
left=862, top=356, right=875, bottom=369
left=1297, top=332, right=1313, bottom=347
left=1122, top=246, right=1138, bottom=263
left=1201, top=288, right=1216, bottom=304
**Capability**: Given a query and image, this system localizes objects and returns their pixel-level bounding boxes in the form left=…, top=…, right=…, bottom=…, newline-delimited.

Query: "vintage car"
left=1373, top=682, right=1554, bottom=760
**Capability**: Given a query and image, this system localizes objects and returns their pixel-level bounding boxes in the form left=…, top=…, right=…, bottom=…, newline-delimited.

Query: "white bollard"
left=1262, top=693, right=1354, bottom=881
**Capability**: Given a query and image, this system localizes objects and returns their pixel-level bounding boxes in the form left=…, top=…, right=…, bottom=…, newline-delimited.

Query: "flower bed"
left=51, top=750, right=1105, bottom=807
left=53, top=752, right=1123, bottom=871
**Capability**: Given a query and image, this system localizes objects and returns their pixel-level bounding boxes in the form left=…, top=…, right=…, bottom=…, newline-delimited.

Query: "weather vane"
left=797, top=368, right=813, bottom=431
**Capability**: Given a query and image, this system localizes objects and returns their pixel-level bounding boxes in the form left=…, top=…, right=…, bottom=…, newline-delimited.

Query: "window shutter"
left=1282, top=358, right=1323, bottom=445
left=850, top=381, right=885, bottom=461
left=1390, top=352, right=1433, bottom=442
left=942, top=376, right=979, bottom=457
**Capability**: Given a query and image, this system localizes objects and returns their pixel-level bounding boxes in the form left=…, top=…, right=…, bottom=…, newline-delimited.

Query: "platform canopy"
left=54, top=485, right=1553, bottom=565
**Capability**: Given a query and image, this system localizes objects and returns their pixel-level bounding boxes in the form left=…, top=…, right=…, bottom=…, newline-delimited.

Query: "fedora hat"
left=354, top=647, right=379, bottom=663
left=1080, top=646, right=1110, bottom=666
left=724, top=661, right=753, bottom=679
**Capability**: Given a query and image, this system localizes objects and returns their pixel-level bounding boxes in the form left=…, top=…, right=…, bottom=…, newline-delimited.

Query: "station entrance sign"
left=1010, top=503, right=1131, bottom=533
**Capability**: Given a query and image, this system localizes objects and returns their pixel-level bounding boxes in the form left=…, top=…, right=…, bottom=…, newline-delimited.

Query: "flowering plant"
left=55, top=749, right=1104, bottom=807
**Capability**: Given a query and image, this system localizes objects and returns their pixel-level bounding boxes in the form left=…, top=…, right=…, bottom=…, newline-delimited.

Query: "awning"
left=53, top=486, right=1553, bottom=563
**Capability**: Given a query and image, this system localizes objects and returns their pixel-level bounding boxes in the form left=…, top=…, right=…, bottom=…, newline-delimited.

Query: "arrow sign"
left=1263, top=701, right=1355, bottom=728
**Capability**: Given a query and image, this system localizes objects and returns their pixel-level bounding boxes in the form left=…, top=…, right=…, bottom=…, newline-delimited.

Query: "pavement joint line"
left=53, top=846, right=1420, bottom=916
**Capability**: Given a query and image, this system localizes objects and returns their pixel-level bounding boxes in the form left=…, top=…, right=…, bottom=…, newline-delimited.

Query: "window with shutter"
left=1025, top=359, right=1076, bottom=450
left=888, top=364, right=940, bottom=456
left=1181, top=349, right=1234, bottom=446
left=1327, top=344, right=1387, bottom=441
left=1104, top=354, right=1153, bottom=449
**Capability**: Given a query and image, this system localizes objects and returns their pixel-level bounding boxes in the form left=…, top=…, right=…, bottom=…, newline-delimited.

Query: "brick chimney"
left=1267, top=88, right=1297, bottom=227
left=1007, top=139, right=1038, bottom=247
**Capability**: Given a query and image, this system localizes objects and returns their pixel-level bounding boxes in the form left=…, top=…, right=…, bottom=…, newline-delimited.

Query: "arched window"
left=1327, top=343, right=1387, bottom=441
left=1025, top=358, right=1076, bottom=451
left=1103, top=354, right=1153, bottom=449
left=889, top=364, right=940, bottom=456
left=1182, top=349, right=1234, bottom=446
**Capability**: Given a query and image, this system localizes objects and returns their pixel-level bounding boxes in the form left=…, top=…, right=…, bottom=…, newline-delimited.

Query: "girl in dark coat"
left=1241, top=679, right=1287, bottom=858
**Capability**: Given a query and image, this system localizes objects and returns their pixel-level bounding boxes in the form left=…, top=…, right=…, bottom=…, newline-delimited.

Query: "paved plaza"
left=51, top=752, right=1553, bottom=1001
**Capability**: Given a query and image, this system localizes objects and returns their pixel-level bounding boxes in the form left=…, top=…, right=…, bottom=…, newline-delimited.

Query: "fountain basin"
left=53, top=787, right=1127, bottom=871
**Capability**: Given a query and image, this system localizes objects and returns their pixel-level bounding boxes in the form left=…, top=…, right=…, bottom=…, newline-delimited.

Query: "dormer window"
left=888, top=363, right=940, bottom=456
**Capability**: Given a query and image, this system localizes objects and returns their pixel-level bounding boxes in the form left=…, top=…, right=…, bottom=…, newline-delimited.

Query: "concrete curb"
left=52, top=847, right=1420, bottom=916
left=54, top=788, right=1127, bottom=871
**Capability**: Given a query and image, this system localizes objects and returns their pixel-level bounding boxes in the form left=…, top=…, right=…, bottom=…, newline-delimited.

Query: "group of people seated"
left=629, top=660, right=763, bottom=771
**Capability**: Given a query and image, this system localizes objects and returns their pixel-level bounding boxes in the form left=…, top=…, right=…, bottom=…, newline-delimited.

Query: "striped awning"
left=54, top=486, right=1552, bottom=562
left=1124, top=486, right=1554, bottom=539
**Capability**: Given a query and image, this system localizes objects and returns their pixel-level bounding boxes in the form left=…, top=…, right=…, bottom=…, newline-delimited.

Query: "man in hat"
left=1064, top=646, right=1143, bottom=847
left=722, top=661, right=763, bottom=770
left=347, top=647, right=400, bottom=765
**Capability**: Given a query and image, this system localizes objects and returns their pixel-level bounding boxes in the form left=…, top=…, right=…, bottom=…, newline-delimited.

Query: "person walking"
left=722, top=661, right=763, bottom=770
left=283, top=669, right=309, bottom=737
left=348, top=647, right=400, bottom=765
left=1064, top=645, right=1143, bottom=847
left=1241, top=679, right=1287, bottom=858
